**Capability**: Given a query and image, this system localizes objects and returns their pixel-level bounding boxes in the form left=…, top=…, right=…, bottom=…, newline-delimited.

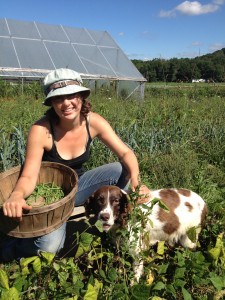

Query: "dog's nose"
left=100, top=213, right=110, bottom=221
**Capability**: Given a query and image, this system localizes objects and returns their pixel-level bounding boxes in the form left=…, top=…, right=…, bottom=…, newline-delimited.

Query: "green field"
left=0, top=81, right=225, bottom=299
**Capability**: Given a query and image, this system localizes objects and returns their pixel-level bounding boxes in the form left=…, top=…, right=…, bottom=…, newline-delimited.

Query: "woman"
left=1, top=68, right=140, bottom=261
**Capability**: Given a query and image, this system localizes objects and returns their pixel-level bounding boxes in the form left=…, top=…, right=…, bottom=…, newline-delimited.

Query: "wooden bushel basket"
left=0, top=162, right=78, bottom=238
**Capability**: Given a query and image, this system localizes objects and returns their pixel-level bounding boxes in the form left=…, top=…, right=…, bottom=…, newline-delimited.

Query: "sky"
left=1, top=0, right=225, bottom=60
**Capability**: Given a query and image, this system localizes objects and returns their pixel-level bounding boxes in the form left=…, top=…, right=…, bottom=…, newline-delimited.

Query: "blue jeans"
left=0, top=162, right=128, bottom=262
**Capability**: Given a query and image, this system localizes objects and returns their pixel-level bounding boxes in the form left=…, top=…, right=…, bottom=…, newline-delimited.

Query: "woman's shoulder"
left=88, top=112, right=113, bottom=137
left=88, top=111, right=108, bottom=124
left=29, top=116, right=51, bottom=136
left=33, top=115, right=49, bottom=126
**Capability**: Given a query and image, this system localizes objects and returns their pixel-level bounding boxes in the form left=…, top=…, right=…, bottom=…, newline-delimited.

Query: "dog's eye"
left=112, top=198, right=119, bottom=204
left=97, top=196, right=105, bottom=204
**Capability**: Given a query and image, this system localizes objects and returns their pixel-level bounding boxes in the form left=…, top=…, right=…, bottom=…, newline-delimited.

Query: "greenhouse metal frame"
left=0, top=18, right=146, bottom=99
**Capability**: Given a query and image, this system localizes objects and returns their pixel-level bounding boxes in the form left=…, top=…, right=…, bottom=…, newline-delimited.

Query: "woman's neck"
left=58, top=114, right=84, bottom=132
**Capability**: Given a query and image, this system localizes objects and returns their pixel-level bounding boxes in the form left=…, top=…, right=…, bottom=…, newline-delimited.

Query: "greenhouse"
left=0, top=18, right=146, bottom=99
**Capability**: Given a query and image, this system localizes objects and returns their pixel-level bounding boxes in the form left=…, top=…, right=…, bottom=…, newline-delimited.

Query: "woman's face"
left=51, top=93, right=83, bottom=119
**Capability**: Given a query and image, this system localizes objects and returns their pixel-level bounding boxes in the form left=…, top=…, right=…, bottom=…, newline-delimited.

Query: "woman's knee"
left=37, top=224, right=66, bottom=253
left=75, top=162, right=129, bottom=206
left=31, top=223, right=67, bottom=255
left=38, top=241, right=64, bottom=254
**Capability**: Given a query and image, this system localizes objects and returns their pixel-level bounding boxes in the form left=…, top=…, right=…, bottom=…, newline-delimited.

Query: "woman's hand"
left=129, top=175, right=140, bottom=192
left=136, top=185, right=151, bottom=204
left=3, top=193, right=32, bottom=221
left=2, top=123, right=47, bottom=221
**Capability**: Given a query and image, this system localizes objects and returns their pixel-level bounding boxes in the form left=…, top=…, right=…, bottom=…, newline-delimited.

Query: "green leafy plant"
left=0, top=83, right=224, bottom=299
left=26, top=183, right=65, bottom=206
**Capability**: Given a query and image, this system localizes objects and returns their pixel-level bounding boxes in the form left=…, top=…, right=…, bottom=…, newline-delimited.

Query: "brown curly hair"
left=45, top=98, right=92, bottom=123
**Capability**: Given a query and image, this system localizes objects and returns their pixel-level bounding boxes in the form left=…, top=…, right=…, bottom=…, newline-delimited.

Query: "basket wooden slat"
left=0, top=162, right=78, bottom=237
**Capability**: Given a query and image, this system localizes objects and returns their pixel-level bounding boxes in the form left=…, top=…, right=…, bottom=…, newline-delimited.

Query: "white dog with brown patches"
left=85, top=185, right=207, bottom=282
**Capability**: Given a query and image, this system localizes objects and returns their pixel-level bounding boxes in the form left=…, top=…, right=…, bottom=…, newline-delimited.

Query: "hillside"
left=132, top=48, right=225, bottom=83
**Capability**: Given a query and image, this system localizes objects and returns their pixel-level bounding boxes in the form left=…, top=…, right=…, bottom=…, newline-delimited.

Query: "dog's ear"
left=84, top=194, right=95, bottom=217
left=121, top=189, right=127, bottom=195
left=113, top=191, right=128, bottom=227
left=119, top=191, right=132, bottom=220
left=120, top=189, right=132, bottom=212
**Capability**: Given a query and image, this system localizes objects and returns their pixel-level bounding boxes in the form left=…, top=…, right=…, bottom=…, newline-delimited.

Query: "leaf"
left=187, top=227, right=197, bottom=243
left=131, top=284, right=150, bottom=299
left=94, top=279, right=103, bottom=294
left=58, top=271, right=69, bottom=286
left=150, top=198, right=161, bottom=206
left=174, top=279, right=186, bottom=288
left=153, top=281, right=165, bottom=291
left=107, top=268, right=117, bottom=282
left=75, top=245, right=85, bottom=258
left=215, top=233, right=224, bottom=248
left=0, top=269, right=9, bottom=290
left=174, top=267, right=186, bottom=279
left=75, top=232, right=94, bottom=258
left=99, top=269, right=106, bottom=279
left=209, top=274, right=225, bottom=290
left=13, top=276, right=27, bottom=292
left=208, top=247, right=221, bottom=261
left=48, top=280, right=57, bottom=292
left=40, top=251, right=55, bottom=265
left=83, top=283, right=98, bottom=300
left=53, top=262, right=60, bottom=271
left=157, top=241, right=165, bottom=255
left=20, top=256, right=38, bottom=275
left=167, top=284, right=176, bottom=297
left=158, top=199, right=170, bottom=212
left=208, top=233, right=224, bottom=262
left=88, top=249, right=104, bottom=261
left=181, top=287, right=192, bottom=300
left=32, top=257, right=42, bottom=273
left=95, top=220, right=104, bottom=232
left=20, top=256, right=38, bottom=268
left=158, top=263, right=169, bottom=275
left=21, top=266, right=30, bottom=276
left=176, top=251, right=186, bottom=267
left=80, top=232, right=93, bottom=248
left=1, top=287, right=20, bottom=300
left=92, top=236, right=101, bottom=248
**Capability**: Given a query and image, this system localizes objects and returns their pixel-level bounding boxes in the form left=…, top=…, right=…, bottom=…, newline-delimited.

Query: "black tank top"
left=42, top=117, right=92, bottom=177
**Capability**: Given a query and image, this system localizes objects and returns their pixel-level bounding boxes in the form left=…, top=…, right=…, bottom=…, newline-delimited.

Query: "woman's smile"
left=62, top=107, right=75, bottom=114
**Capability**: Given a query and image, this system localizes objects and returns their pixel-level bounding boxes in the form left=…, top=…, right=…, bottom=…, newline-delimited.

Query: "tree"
left=131, top=48, right=225, bottom=83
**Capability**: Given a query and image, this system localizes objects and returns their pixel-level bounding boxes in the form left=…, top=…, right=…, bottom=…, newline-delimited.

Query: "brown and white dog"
left=85, top=185, right=207, bottom=282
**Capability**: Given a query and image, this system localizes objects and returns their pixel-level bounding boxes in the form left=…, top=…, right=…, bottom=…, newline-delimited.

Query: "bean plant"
left=0, top=81, right=224, bottom=299
left=26, top=183, right=65, bottom=206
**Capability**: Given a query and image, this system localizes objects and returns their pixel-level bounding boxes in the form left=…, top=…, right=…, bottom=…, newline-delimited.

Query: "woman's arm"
left=90, top=112, right=140, bottom=191
left=3, top=122, right=47, bottom=219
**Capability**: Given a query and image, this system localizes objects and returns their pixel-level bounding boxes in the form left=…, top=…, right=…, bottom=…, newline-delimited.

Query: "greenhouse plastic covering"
left=0, top=18, right=145, bottom=82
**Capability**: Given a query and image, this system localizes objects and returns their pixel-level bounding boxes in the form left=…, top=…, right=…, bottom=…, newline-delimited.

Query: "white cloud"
left=176, top=50, right=201, bottom=58
left=209, top=43, right=225, bottom=52
left=118, top=32, right=124, bottom=36
left=159, top=0, right=224, bottom=17
left=176, top=1, right=219, bottom=15
left=140, top=30, right=152, bottom=39
left=213, top=0, right=225, bottom=5
left=159, top=10, right=176, bottom=18
left=191, top=41, right=203, bottom=46
left=127, top=52, right=145, bottom=59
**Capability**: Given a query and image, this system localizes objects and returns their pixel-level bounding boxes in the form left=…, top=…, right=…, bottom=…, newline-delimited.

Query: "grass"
left=0, top=81, right=224, bottom=299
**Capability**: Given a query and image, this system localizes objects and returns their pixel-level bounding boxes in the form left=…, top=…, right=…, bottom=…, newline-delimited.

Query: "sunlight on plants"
left=0, top=82, right=224, bottom=299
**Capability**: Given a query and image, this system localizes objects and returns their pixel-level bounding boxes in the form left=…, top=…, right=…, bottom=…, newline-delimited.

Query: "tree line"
left=132, top=48, right=225, bottom=83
